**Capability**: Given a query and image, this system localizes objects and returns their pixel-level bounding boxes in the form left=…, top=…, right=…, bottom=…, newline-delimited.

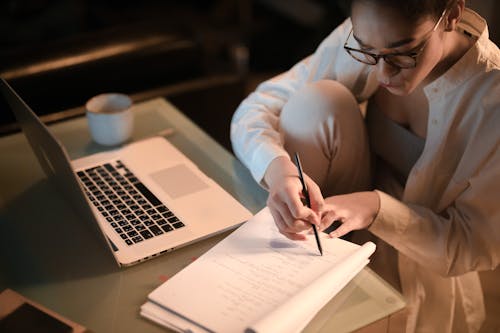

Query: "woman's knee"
left=280, top=80, right=361, bottom=135
left=279, top=80, right=371, bottom=194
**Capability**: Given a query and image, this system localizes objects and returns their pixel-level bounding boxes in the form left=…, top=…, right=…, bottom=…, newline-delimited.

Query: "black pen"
left=293, top=152, right=323, bottom=256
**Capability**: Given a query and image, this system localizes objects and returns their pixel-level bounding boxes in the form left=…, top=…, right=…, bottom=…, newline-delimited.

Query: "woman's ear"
left=445, top=0, right=465, bottom=31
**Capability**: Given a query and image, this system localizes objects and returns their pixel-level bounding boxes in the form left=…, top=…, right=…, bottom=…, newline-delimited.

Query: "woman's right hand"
left=264, top=156, right=324, bottom=240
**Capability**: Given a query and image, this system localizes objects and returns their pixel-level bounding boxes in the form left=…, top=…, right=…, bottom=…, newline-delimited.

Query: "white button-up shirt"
left=231, top=9, right=499, bottom=333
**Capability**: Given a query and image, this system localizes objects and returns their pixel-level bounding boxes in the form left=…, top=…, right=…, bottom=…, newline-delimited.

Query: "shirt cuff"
left=369, top=190, right=412, bottom=241
left=249, top=144, right=290, bottom=189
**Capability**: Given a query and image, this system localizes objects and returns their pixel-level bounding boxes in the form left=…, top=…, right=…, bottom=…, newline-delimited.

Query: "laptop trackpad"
left=150, top=164, right=209, bottom=199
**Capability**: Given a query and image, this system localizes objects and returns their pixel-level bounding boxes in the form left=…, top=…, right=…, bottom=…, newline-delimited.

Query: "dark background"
left=0, top=0, right=498, bottom=150
left=0, top=0, right=348, bottom=150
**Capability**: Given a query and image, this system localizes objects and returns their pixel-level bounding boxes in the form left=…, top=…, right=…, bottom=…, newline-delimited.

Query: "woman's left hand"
left=320, top=191, right=381, bottom=238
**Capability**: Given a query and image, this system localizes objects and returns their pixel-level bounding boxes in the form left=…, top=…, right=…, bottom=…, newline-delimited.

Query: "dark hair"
left=346, top=0, right=455, bottom=21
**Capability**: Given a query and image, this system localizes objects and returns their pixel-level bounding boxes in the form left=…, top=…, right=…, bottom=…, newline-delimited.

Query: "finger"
left=269, top=204, right=306, bottom=239
left=306, top=177, right=324, bottom=214
left=328, top=221, right=352, bottom=239
left=273, top=211, right=307, bottom=241
left=281, top=229, right=307, bottom=241
left=287, top=196, right=319, bottom=228
left=319, top=211, right=340, bottom=232
left=287, top=192, right=311, bottom=220
left=268, top=178, right=308, bottom=220
left=274, top=199, right=298, bottom=229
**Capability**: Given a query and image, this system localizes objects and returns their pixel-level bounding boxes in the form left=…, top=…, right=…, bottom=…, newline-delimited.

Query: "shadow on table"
left=0, top=178, right=118, bottom=287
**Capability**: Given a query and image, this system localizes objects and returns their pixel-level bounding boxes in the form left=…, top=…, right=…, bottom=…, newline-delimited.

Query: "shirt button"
left=432, top=88, right=439, bottom=94
left=432, top=118, right=438, bottom=125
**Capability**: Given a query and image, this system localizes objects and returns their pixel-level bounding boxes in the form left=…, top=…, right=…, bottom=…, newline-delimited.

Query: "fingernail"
left=329, top=232, right=337, bottom=238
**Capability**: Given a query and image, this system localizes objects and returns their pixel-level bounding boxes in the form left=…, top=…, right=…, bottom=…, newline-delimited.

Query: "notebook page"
left=147, top=207, right=373, bottom=333
left=247, top=243, right=374, bottom=333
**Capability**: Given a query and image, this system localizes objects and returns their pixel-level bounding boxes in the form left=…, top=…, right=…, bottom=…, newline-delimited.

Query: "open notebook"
left=140, top=207, right=375, bottom=333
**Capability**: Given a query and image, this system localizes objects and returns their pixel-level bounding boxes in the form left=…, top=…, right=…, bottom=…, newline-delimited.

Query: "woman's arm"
left=230, top=18, right=362, bottom=185
left=370, top=150, right=500, bottom=277
left=324, top=147, right=500, bottom=277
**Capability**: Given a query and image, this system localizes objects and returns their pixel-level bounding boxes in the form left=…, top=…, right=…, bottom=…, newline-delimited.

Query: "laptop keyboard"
left=76, top=160, right=185, bottom=246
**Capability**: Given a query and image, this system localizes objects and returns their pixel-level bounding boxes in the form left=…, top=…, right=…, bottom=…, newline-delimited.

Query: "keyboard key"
left=144, top=220, right=154, bottom=226
left=123, top=225, right=133, bottom=232
left=167, top=216, right=179, bottom=223
left=149, top=225, right=163, bottom=236
left=162, top=211, right=174, bottom=218
left=135, top=225, right=146, bottom=231
left=161, top=224, right=173, bottom=232
left=127, top=230, right=138, bottom=237
left=134, top=182, right=162, bottom=207
left=157, top=219, right=168, bottom=226
left=157, top=206, right=168, bottom=213
left=125, top=239, right=133, bottom=246
left=140, top=230, right=153, bottom=239
left=104, top=163, right=115, bottom=172
left=132, top=236, right=143, bottom=243
left=120, top=234, right=128, bottom=240
left=173, top=222, right=185, bottom=229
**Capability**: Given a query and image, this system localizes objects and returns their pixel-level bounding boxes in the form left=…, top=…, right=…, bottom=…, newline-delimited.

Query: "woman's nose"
left=376, top=59, right=400, bottom=84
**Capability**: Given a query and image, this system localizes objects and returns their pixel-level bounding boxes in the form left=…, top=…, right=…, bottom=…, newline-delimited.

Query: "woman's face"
left=350, top=1, right=446, bottom=95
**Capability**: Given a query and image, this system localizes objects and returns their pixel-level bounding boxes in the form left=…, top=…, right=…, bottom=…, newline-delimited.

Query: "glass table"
left=0, top=98, right=405, bottom=332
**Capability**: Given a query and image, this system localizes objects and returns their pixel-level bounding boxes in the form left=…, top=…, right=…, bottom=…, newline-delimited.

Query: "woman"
left=231, top=0, right=499, bottom=332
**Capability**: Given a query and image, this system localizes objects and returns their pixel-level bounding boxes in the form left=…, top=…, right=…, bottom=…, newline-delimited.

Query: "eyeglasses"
left=343, top=9, right=447, bottom=69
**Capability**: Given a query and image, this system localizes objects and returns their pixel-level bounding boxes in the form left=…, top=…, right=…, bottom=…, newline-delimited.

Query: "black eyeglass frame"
left=343, top=8, right=447, bottom=69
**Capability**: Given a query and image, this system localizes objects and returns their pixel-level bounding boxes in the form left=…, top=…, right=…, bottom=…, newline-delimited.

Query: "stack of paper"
left=141, top=207, right=375, bottom=333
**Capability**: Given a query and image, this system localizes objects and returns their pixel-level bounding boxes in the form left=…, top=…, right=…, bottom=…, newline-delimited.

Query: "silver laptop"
left=1, top=78, right=252, bottom=267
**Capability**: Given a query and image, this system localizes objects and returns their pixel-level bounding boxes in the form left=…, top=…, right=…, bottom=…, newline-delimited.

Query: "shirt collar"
left=424, top=8, right=489, bottom=99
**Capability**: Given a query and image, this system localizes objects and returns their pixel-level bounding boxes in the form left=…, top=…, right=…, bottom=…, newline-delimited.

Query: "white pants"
left=280, top=80, right=372, bottom=197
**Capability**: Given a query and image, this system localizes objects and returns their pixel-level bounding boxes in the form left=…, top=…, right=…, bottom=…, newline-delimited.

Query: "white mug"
left=86, top=93, right=134, bottom=146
